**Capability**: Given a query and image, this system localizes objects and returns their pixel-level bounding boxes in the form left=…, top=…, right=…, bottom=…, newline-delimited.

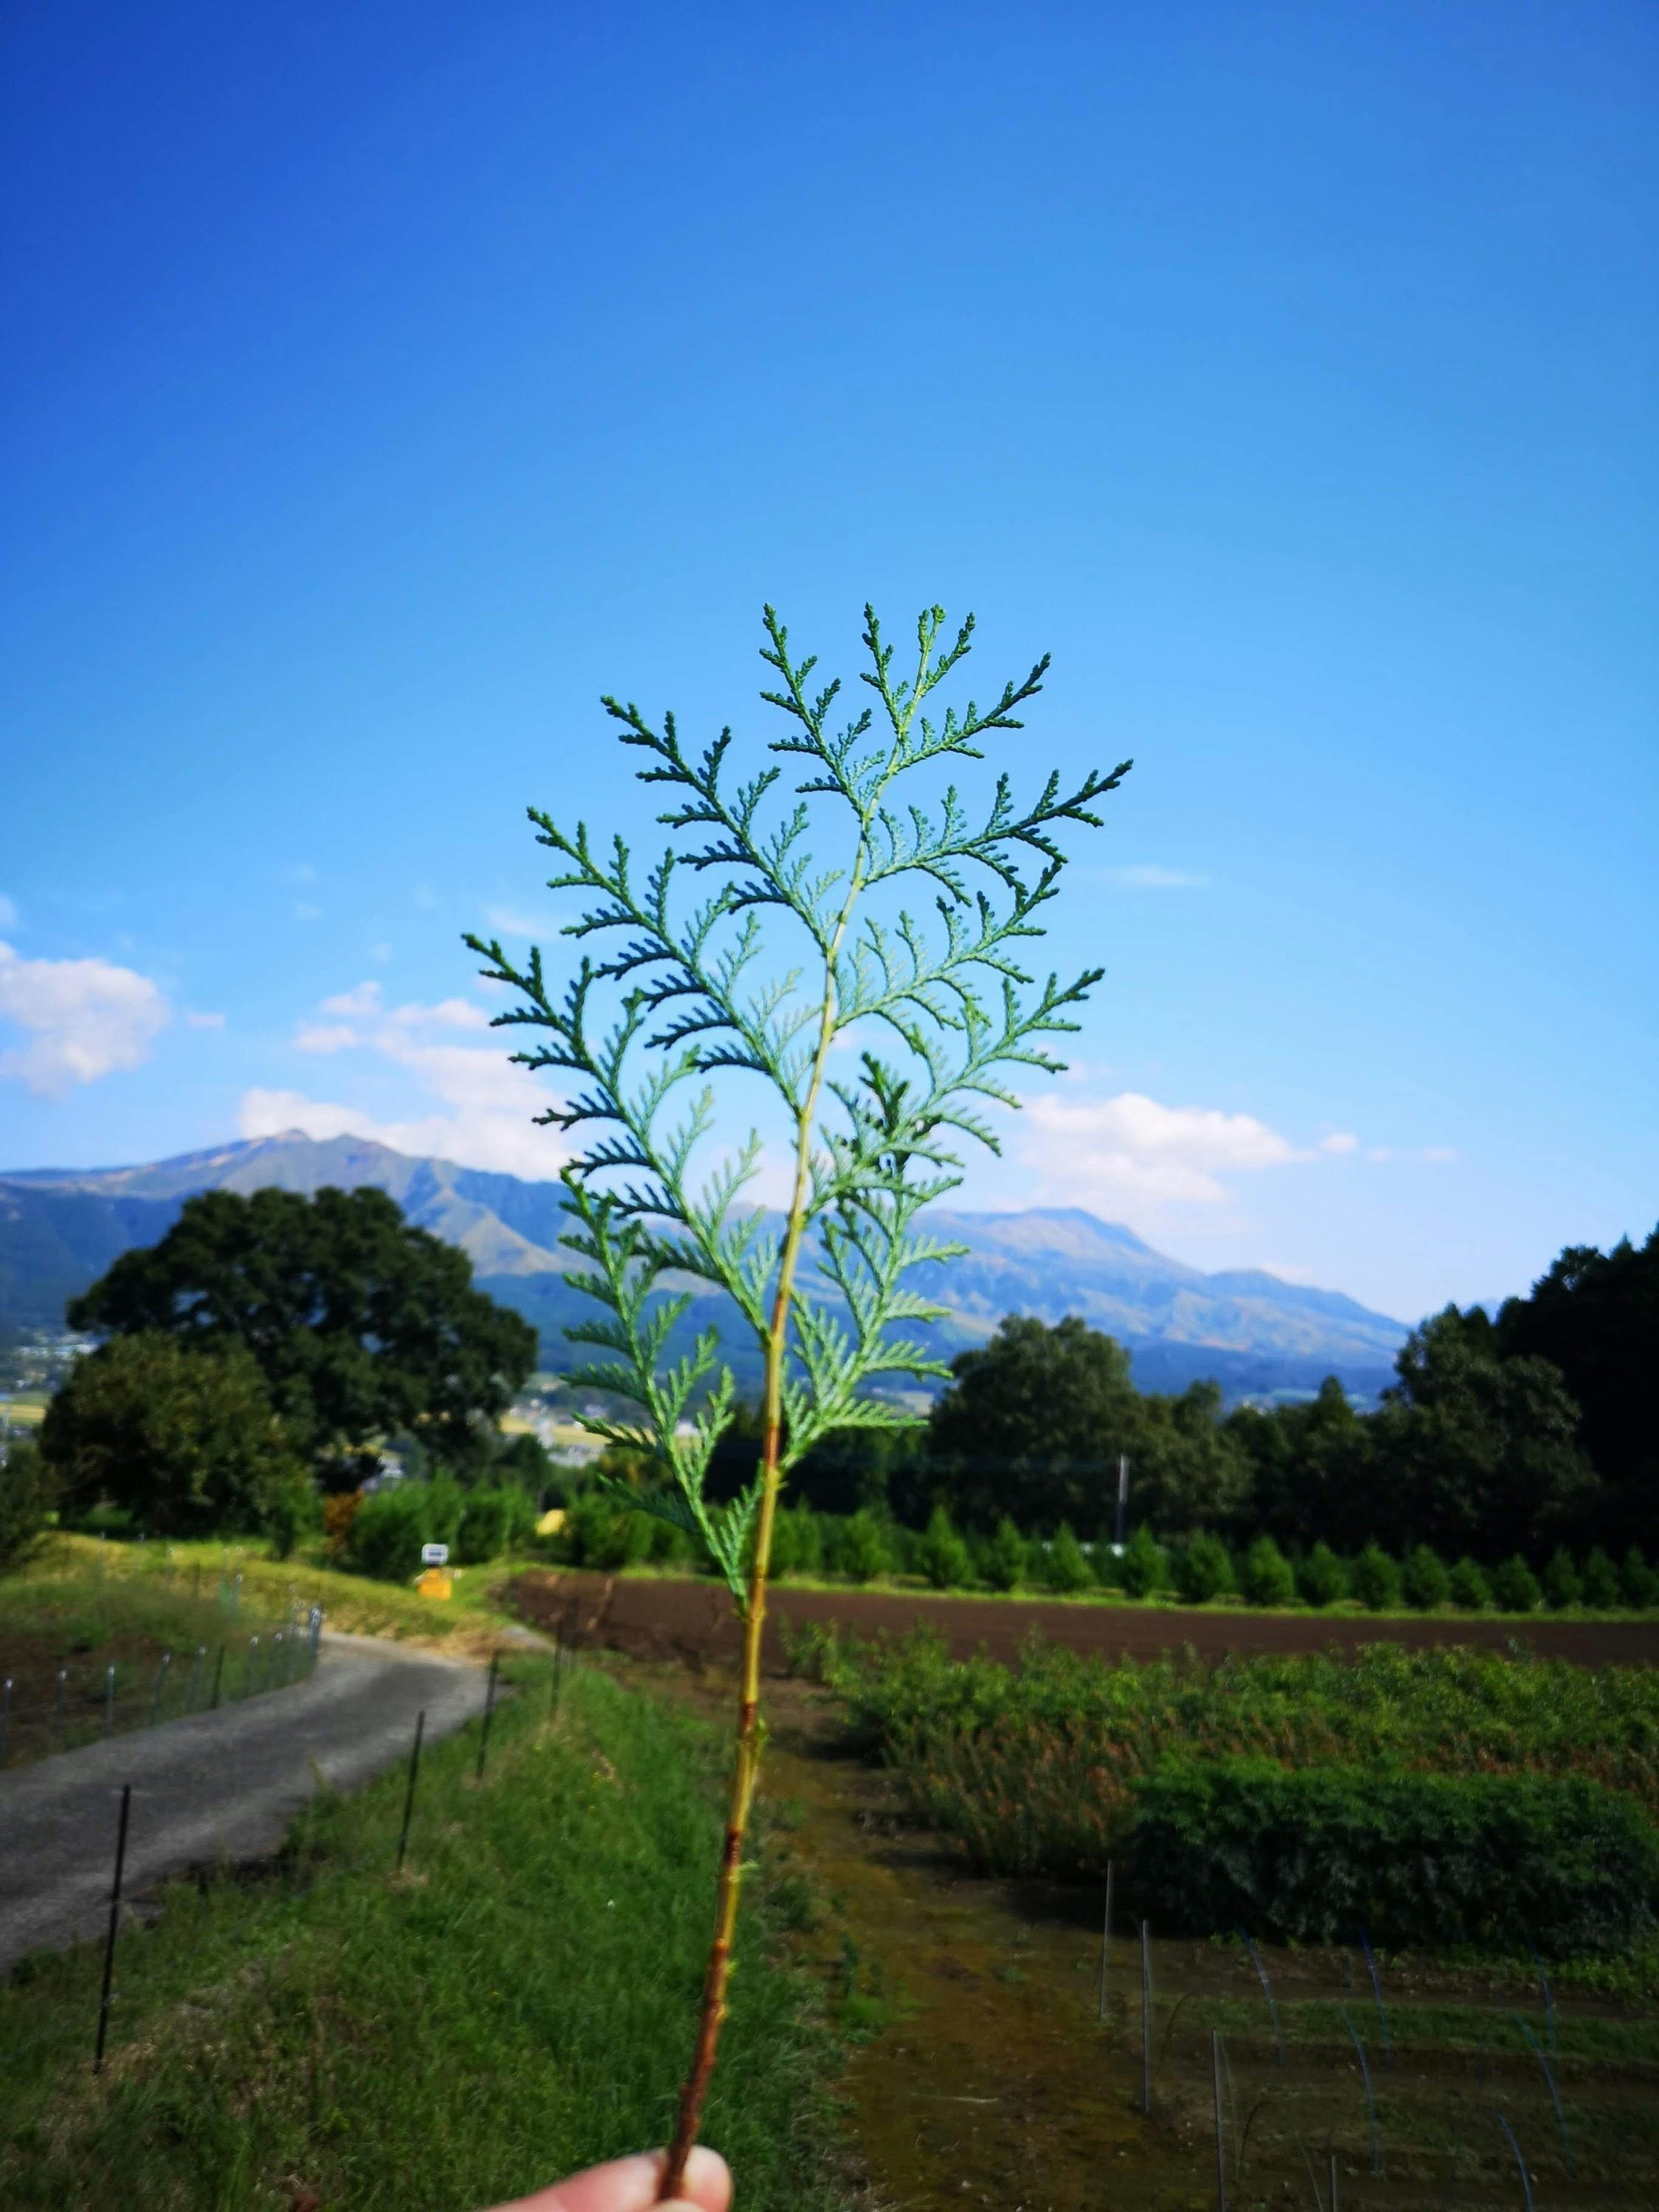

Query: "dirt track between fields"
left=509, top=1568, right=1659, bottom=1669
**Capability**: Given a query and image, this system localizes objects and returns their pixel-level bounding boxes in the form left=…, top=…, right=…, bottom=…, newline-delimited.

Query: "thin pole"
left=1098, top=1861, right=1114, bottom=2020
left=209, top=1645, right=226, bottom=1710
left=53, top=1666, right=67, bottom=1745
left=1211, top=2029, right=1228, bottom=2210
left=1328, top=2152, right=1338, bottom=2211
left=185, top=1645, right=206, bottom=1713
left=103, top=1663, right=116, bottom=1733
left=0, top=1675, right=10, bottom=1766
left=1115, top=1454, right=1130, bottom=1548
left=94, top=1784, right=133, bottom=2073
left=1141, top=1919, right=1153, bottom=2115
left=147, top=1652, right=173, bottom=1727
left=396, top=1709, right=426, bottom=1871
left=243, top=1635, right=259, bottom=1697
left=476, top=1652, right=500, bottom=1781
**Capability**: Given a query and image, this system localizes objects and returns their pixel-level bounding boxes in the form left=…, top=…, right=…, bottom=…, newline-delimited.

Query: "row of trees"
left=766, top=1227, right=1656, bottom=1562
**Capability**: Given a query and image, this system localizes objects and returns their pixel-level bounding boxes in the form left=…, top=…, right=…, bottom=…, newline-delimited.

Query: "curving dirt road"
left=0, top=1631, right=490, bottom=1972
left=509, top=1568, right=1659, bottom=1670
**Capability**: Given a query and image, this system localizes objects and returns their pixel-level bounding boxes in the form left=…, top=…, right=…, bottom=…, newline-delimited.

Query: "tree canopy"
left=40, top=1332, right=307, bottom=1537
left=67, top=1186, right=537, bottom=1481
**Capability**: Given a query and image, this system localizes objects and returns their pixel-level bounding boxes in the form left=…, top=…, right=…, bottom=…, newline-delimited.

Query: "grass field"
left=0, top=1651, right=847, bottom=2212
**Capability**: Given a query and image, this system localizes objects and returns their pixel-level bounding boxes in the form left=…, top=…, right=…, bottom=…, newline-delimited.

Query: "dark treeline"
left=734, top=1228, right=1657, bottom=1565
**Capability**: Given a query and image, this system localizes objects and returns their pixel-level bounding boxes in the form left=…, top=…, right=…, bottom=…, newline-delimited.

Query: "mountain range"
left=0, top=1131, right=1411, bottom=1403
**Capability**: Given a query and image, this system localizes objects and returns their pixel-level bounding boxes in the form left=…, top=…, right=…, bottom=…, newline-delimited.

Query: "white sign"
left=420, top=1543, right=450, bottom=1567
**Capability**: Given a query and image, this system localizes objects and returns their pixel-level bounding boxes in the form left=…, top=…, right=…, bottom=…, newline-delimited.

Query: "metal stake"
left=209, top=1645, right=226, bottom=1710
left=476, top=1652, right=500, bottom=1781
left=185, top=1645, right=206, bottom=1713
left=94, top=1784, right=133, bottom=2072
left=1212, top=2029, right=1228, bottom=2210
left=396, top=1709, right=426, bottom=1871
left=244, top=1635, right=259, bottom=1696
left=1141, top=1919, right=1152, bottom=2115
left=1098, top=1861, right=1114, bottom=2020
left=103, top=1662, right=116, bottom=1733
left=53, top=1666, right=67, bottom=1745
left=147, top=1652, right=173, bottom=1727
left=0, top=1675, right=10, bottom=1766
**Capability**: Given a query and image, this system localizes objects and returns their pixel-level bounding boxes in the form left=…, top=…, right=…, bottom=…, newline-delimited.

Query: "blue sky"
left=1, top=1, right=1653, bottom=1324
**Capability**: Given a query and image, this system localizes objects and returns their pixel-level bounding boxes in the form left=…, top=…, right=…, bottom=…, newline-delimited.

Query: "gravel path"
left=0, top=1632, right=488, bottom=1971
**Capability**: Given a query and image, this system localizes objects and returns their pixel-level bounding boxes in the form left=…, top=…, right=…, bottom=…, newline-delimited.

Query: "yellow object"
left=535, top=1507, right=567, bottom=1537
left=415, top=1567, right=453, bottom=1601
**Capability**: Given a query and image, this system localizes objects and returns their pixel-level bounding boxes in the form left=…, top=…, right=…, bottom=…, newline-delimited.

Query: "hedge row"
left=556, top=1495, right=1659, bottom=1613
left=1129, top=1759, right=1659, bottom=1955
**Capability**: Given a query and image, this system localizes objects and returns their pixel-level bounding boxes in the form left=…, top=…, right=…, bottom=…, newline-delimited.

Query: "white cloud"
left=1099, top=865, right=1210, bottom=891
left=0, top=940, right=170, bottom=1096
left=186, top=1009, right=226, bottom=1030
left=1422, top=1145, right=1458, bottom=1163
left=483, top=905, right=566, bottom=941
left=1020, top=1090, right=1307, bottom=1206
left=293, top=902, right=323, bottom=923
left=1320, top=1130, right=1360, bottom=1155
left=0, top=894, right=18, bottom=931
left=240, top=983, right=561, bottom=1178
left=369, top=942, right=393, bottom=964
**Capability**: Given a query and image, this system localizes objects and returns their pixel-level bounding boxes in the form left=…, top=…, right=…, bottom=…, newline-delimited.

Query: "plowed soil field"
left=508, top=1568, right=1659, bottom=1668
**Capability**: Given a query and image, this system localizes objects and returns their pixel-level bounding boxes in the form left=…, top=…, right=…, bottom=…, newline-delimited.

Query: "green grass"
left=0, top=1556, right=317, bottom=1770
left=0, top=1655, right=846, bottom=2212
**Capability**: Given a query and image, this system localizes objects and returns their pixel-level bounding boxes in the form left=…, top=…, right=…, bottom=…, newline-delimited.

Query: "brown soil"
left=509, top=1569, right=1659, bottom=1670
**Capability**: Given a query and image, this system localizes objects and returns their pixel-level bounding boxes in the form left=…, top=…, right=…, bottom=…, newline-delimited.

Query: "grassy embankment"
left=0, top=1649, right=846, bottom=2212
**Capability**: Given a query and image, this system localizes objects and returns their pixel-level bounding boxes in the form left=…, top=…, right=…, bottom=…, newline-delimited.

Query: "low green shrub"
left=1351, top=1542, right=1403, bottom=1613
left=1296, top=1541, right=1347, bottom=1609
left=770, top=1503, right=823, bottom=1579
left=1403, top=1544, right=1451, bottom=1611
left=263, top=1476, right=322, bottom=1562
left=1119, top=1523, right=1166, bottom=1599
left=1492, top=1554, right=1543, bottom=1613
left=561, top=1495, right=653, bottom=1572
left=918, top=1506, right=970, bottom=1591
left=1240, top=1534, right=1295, bottom=1608
left=981, top=1517, right=1028, bottom=1593
left=1171, top=1532, right=1234, bottom=1604
left=1042, top=1523, right=1091, bottom=1596
left=1448, top=1556, right=1491, bottom=1610
left=1582, top=1546, right=1621, bottom=1610
left=0, top=1441, right=59, bottom=1571
left=832, top=1508, right=892, bottom=1584
left=1129, top=1758, right=1659, bottom=1955
left=1543, top=1547, right=1584, bottom=1610
left=344, top=1480, right=466, bottom=1582
left=456, top=1485, right=537, bottom=1565
left=1623, top=1547, right=1659, bottom=1607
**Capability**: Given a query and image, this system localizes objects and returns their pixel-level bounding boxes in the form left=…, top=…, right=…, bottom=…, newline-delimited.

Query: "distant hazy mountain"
left=0, top=1131, right=1410, bottom=1402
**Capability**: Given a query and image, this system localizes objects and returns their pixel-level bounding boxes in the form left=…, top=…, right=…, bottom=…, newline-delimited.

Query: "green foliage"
left=343, top=1480, right=467, bottom=1582
left=1402, top=1543, right=1452, bottom=1611
left=263, top=1475, right=321, bottom=1562
left=1239, top=1533, right=1295, bottom=1607
left=1129, top=1759, right=1659, bottom=1956
left=1349, top=1542, right=1403, bottom=1613
left=803, top=1630, right=1659, bottom=1922
left=1119, top=1522, right=1166, bottom=1599
left=1448, top=1556, right=1492, bottom=1610
left=928, top=1315, right=1250, bottom=1538
left=39, top=1332, right=306, bottom=1538
left=1295, top=1540, right=1347, bottom=1609
left=560, top=1495, right=653, bottom=1572
left=1498, top=1225, right=1658, bottom=1549
left=1492, top=1554, right=1543, bottom=1613
left=1041, top=1521, right=1091, bottom=1595
left=495, top=1430, right=557, bottom=1495
left=1582, top=1545, right=1621, bottom=1610
left=456, top=1484, right=538, bottom=1565
left=918, top=1503, right=970, bottom=1590
left=1171, top=1531, right=1234, bottom=1604
left=830, top=1507, right=892, bottom=1585
left=981, top=1515, right=1028, bottom=1592
left=1623, top=1546, right=1659, bottom=1607
left=0, top=1440, right=58, bottom=1572
left=68, top=1187, right=536, bottom=1481
left=769, top=1503, right=824, bottom=1579
left=467, top=606, right=1123, bottom=1598
left=1543, top=1546, right=1584, bottom=1610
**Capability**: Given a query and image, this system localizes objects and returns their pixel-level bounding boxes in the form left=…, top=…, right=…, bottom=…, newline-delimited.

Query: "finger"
left=487, top=2145, right=731, bottom=2212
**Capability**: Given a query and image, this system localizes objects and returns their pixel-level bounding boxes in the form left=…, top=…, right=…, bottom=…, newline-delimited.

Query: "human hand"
left=484, top=2146, right=731, bottom=2212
